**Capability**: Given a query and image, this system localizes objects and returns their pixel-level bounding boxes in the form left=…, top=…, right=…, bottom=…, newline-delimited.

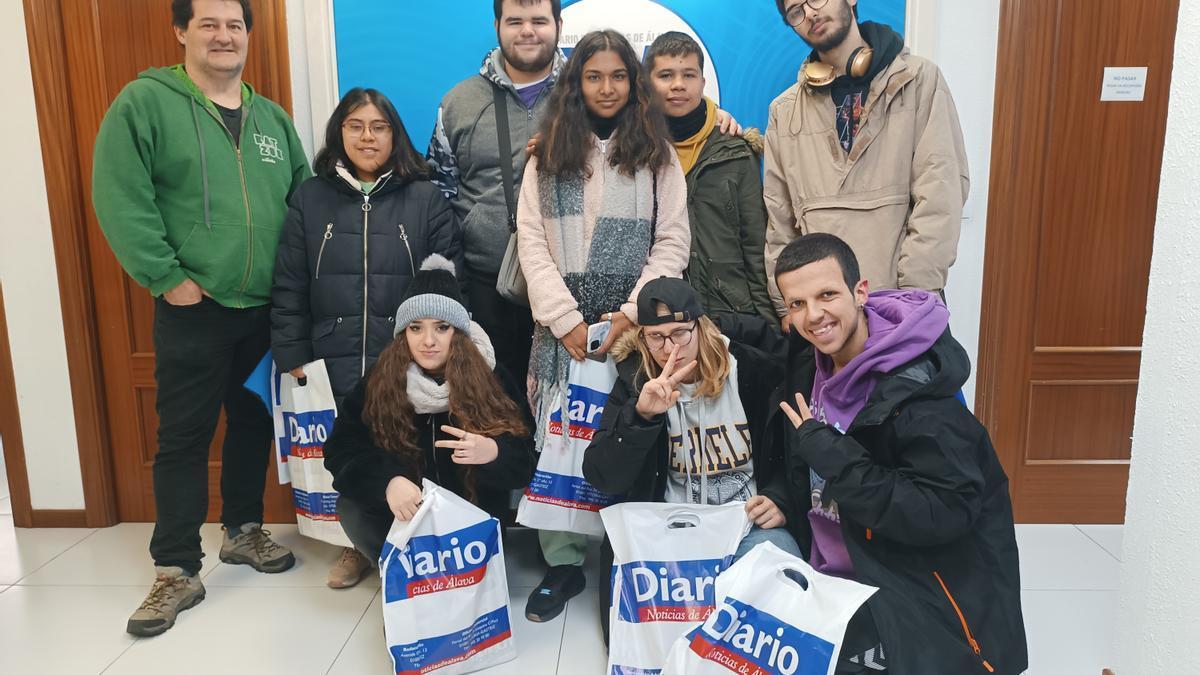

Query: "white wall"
left=1116, top=0, right=1200, bottom=668
left=909, top=0, right=1001, bottom=408
left=0, top=0, right=85, bottom=510
left=285, top=0, right=338, bottom=161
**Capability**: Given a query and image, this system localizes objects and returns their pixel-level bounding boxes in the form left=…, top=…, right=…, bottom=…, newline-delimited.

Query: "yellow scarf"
left=672, top=98, right=717, bottom=175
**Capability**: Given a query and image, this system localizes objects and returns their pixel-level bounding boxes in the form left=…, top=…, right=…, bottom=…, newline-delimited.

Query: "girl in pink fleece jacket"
left=515, top=29, right=690, bottom=623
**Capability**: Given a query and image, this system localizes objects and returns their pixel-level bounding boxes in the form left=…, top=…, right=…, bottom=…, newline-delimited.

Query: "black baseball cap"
left=636, top=277, right=705, bottom=326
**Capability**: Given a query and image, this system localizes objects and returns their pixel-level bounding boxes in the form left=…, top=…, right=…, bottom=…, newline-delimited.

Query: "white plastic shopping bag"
left=516, top=357, right=621, bottom=536
left=268, top=360, right=290, bottom=484
left=278, top=360, right=352, bottom=547
left=603, top=501, right=751, bottom=674
left=662, top=541, right=877, bottom=675
left=380, top=480, right=515, bottom=675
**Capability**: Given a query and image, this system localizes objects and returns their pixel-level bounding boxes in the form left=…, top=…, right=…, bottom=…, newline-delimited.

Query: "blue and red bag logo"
left=382, top=519, right=500, bottom=602
left=614, top=558, right=730, bottom=624
left=389, top=605, right=511, bottom=675
left=524, top=470, right=618, bottom=512
left=548, top=384, right=609, bottom=442
left=684, top=597, right=835, bottom=675
left=284, top=409, right=335, bottom=459
left=292, top=488, right=339, bottom=522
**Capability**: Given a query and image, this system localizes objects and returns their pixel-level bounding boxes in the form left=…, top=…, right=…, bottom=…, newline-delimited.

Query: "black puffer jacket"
left=323, top=358, right=535, bottom=522
left=582, top=323, right=800, bottom=640
left=271, top=170, right=463, bottom=398
left=770, top=328, right=1027, bottom=675
left=582, top=329, right=795, bottom=522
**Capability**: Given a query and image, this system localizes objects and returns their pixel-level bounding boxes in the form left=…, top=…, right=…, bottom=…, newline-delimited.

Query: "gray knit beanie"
left=393, top=254, right=471, bottom=336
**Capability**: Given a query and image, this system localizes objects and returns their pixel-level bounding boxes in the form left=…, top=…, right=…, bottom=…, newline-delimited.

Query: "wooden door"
left=977, top=0, right=1180, bottom=523
left=44, top=0, right=297, bottom=522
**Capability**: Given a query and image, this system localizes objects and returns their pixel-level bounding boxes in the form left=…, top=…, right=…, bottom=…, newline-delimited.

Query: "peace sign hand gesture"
left=778, top=392, right=815, bottom=429
left=635, top=343, right=699, bottom=421
left=434, top=425, right=500, bottom=465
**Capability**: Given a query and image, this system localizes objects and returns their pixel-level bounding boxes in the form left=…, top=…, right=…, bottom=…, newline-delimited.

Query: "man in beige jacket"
left=764, top=0, right=969, bottom=318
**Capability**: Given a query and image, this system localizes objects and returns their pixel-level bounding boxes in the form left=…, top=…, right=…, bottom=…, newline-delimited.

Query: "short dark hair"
left=774, top=233, right=861, bottom=290
left=313, top=88, right=429, bottom=183
left=494, top=0, right=562, bottom=23
left=644, top=31, right=705, bottom=71
left=773, top=0, right=859, bottom=24
left=172, top=0, right=254, bottom=32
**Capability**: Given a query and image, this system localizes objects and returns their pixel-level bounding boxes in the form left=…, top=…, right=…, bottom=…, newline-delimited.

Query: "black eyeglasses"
left=785, top=0, right=830, bottom=27
left=642, top=322, right=697, bottom=351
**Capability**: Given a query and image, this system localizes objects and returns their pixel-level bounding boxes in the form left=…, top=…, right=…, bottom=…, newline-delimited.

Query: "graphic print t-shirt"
left=831, top=78, right=870, bottom=153
left=663, top=346, right=756, bottom=505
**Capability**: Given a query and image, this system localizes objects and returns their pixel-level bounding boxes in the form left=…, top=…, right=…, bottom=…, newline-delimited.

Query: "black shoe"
left=525, top=564, right=585, bottom=623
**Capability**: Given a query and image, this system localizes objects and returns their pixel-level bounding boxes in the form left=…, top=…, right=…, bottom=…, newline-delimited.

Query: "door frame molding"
left=22, top=0, right=117, bottom=528
left=0, top=282, right=35, bottom=527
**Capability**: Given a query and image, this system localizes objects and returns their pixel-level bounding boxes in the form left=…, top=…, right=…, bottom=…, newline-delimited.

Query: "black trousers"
left=466, top=268, right=534, bottom=387
left=149, top=297, right=274, bottom=575
left=339, top=494, right=513, bottom=566
left=337, top=495, right=392, bottom=565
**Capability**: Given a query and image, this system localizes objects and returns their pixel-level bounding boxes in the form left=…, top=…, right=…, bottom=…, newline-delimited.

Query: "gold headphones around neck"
left=801, top=45, right=874, bottom=88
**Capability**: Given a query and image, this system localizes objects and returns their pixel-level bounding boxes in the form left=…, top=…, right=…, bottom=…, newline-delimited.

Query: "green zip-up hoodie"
left=92, top=65, right=311, bottom=308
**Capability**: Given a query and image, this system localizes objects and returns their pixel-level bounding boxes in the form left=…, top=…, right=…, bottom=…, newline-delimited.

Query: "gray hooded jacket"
left=426, top=48, right=567, bottom=276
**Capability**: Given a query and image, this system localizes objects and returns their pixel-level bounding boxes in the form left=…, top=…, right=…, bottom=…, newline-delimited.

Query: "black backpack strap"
left=493, top=86, right=517, bottom=234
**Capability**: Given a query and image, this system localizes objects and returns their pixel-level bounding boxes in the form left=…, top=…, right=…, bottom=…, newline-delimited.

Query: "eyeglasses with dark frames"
left=785, top=0, right=831, bottom=27
left=643, top=322, right=698, bottom=351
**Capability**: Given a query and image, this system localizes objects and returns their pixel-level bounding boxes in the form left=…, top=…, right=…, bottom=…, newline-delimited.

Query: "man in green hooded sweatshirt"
left=91, top=0, right=311, bottom=637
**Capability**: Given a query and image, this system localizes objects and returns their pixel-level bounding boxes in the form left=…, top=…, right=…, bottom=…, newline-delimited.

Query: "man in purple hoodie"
left=769, top=233, right=1026, bottom=675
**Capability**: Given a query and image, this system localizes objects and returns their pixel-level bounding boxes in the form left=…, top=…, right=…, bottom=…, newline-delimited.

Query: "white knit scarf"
left=404, top=321, right=496, bottom=415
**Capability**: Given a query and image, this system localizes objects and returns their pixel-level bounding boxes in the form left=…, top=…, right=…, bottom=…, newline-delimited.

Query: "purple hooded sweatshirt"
left=806, top=289, right=950, bottom=578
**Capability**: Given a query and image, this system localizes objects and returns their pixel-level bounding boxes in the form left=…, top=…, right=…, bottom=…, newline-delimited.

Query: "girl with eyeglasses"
left=271, top=87, right=463, bottom=589
left=581, top=277, right=801, bottom=638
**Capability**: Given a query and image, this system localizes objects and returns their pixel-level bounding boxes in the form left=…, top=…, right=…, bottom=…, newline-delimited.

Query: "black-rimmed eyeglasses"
left=643, top=322, right=697, bottom=351
left=785, top=0, right=830, bottom=27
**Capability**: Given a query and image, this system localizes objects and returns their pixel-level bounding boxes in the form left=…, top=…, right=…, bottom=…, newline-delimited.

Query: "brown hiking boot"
left=219, top=523, right=296, bottom=573
left=327, top=546, right=372, bottom=589
left=126, top=566, right=206, bottom=637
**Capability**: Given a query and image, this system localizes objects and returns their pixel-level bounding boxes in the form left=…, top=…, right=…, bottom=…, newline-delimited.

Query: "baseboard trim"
left=28, top=509, right=89, bottom=528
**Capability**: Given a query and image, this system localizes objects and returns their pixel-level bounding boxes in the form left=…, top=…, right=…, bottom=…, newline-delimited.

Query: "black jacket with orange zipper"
left=271, top=170, right=463, bottom=399
left=727, top=314, right=1027, bottom=675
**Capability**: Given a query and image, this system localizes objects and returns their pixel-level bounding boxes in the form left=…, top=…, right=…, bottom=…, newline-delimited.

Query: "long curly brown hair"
left=533, top=29, right=673, bottom=178
left=362, top=329, right=529, bottom=500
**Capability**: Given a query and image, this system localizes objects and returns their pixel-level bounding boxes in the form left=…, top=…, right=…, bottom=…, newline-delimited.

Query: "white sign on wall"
left=1101, top=67, right=1148, bottom=102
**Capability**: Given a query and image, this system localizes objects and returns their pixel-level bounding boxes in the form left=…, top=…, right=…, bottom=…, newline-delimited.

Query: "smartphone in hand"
left=586, top=320, right=612, bottom=358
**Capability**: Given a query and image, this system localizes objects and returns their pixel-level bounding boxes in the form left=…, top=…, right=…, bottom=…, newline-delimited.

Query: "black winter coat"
left=271, top=171, right=463, bottom=398
left=323, top=363, right=535, bottom=521
left=761, top=326, right=1027, bottom=675
left=582, top=333, right=795, bottom=522
left=582, top=327, right=800, bottom=641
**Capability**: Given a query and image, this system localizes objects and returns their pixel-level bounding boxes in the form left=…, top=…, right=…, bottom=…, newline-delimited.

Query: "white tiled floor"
left=0, top=518, right=1122, bottom=675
